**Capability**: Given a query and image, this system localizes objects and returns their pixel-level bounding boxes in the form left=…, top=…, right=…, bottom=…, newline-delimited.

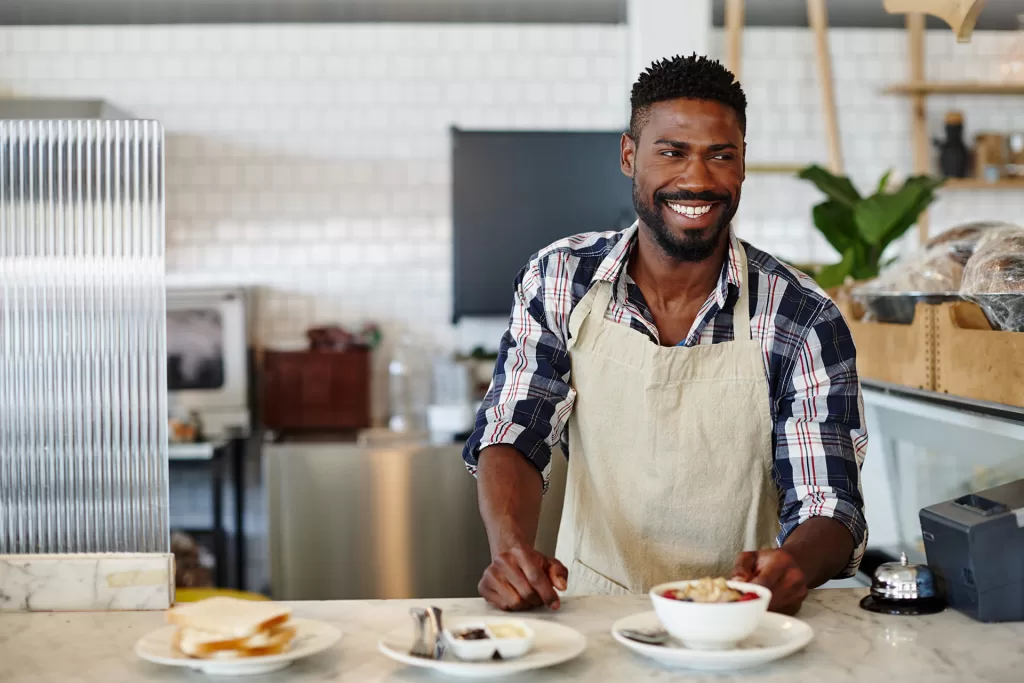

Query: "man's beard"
left=632, top=181, right=738, bottom=263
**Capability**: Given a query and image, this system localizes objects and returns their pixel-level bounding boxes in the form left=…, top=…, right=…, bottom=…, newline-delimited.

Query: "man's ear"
left=620, top=132, right=636, bottom=177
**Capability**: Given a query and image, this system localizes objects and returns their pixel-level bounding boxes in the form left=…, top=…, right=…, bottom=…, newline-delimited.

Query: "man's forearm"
left=782, top=517, right=856, bottom=588
left=476, top=445, right=545, bottom=557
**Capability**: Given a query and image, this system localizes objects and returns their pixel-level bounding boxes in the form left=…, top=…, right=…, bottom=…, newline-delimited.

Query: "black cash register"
left=919, top=478, right=1024, bottom=622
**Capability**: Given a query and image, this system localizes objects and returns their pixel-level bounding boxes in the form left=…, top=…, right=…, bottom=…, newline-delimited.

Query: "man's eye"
left=713, top=154, right=733, bottom=160
left=660, top=150, right=682, bottom=157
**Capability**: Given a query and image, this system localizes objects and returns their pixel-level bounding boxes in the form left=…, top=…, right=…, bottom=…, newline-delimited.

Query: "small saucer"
left=135, top=619, right=341, bottom=676
left=378, top=617, right=586, bottom=678
left=859, top=594, right=945, bottom=616
left=611, top=611, right=813, bottom=672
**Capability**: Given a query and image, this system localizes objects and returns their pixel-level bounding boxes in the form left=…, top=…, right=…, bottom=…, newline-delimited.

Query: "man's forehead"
left=645, top=98, right=741, bottom=132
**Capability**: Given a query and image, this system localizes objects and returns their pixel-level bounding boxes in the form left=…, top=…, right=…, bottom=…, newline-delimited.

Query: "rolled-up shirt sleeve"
left=774, top=300, right=868, bottom=578
left=462, top=258, right=576, bottom=491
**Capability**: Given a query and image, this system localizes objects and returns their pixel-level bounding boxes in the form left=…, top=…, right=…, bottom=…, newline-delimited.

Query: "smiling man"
left=463, top=54, right=868, bottom=615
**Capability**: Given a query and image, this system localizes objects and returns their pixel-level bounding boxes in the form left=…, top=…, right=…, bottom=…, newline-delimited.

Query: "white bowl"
left=443, top=619, right=534, bottom=661
left=649, top=580, right=771, bottom=650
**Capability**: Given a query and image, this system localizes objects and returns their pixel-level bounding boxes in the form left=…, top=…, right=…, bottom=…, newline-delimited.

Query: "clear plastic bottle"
left=388, top=338, right=412, bottom=433
left=388, top=334, right=426, bottom=433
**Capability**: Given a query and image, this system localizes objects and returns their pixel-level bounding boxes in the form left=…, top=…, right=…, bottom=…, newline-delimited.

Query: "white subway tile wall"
left=2, top=24, right=1023, bottom=419
left=0, top=24, right=630, bottom=422
left=716, top=28, right=1024, bottom=265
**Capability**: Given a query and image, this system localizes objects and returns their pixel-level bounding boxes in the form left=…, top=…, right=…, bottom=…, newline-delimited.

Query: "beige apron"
left=554, top=244, right=780, bottom=596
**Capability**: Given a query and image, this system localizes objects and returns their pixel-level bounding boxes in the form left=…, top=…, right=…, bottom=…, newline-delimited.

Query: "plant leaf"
left=876, top=169, right=893, bottom=194
left=876, top=176, right=945, bottom=251
left=814, top=248, right=857, bottom=290
left=811, top=200, right=857, bottom=255
left=798, top=164, right=861, bottom=208
left=853, top=175, right=943, bottom=247
left=853, top=194, right=916, bottom=246
left=851, top=254, right=880, bottom=282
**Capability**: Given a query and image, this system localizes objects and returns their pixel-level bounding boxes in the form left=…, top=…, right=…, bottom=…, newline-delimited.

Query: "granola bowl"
left=649, top=579, right=771, bottom=650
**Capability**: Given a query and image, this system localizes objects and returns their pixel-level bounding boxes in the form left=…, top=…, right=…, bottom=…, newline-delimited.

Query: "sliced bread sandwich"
left=167, top=597, right=295, bottom=659
left=173, top=623, right=297, bottom=659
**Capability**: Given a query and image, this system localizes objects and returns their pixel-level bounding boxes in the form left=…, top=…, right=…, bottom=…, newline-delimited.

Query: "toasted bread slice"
left=175, top=624, right=297, bottom=659
left=167, top=597, right=291, bottom=638
left=173, top=628, right=248, bottom=657
left=204, top=640, right=292, bottom=659
left=238, top=624, right=297, bottom=654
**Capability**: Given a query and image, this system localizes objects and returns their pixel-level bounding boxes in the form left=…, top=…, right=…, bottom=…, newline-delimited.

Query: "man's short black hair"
left=629, top=53, right=746, bottom=140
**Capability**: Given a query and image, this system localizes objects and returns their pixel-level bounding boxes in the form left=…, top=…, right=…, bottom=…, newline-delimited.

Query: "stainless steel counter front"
left=265, top=441, right=567, bottom=600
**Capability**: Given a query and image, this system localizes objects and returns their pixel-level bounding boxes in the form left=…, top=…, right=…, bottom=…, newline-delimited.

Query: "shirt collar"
left=593, top=222, right=638, bottom=283
left=595, top=221, right=744, bottom=310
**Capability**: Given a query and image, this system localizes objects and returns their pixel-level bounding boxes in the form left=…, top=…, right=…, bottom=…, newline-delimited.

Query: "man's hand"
left=732, top=549, right=808, bottom=615
left=479, top=543, right=568, bottom=612
left=476, top=446, right=566, bottom=611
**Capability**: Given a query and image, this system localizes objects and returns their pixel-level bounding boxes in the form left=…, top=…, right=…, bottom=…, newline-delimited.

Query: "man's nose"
left=673, top=158, right=714, bottom=191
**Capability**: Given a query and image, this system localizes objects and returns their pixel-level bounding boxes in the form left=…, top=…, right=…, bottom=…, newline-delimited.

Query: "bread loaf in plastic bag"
left=854, top=248, right=964, bottom=295
left=960, top=229, right=1024, bottom=331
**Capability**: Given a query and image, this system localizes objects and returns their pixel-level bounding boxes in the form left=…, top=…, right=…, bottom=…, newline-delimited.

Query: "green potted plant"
left=796, top=165, right=945, bottom=290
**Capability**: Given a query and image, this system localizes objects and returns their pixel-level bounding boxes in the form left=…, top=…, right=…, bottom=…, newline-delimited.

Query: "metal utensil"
left=426, top=606, right=447, bottom=660
left=409, top=607, right=435, bottom=658
left=620, top=628, right=671, bottom=646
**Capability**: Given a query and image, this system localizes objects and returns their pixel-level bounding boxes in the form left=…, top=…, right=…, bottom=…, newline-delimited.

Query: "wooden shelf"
left=943, top=178, right=1024, bottom=190
left=883, top=81, right=1024, bottom=96
left=883, top=0, right=986, bottom=43
left=746, top=163, right=806, bottom=174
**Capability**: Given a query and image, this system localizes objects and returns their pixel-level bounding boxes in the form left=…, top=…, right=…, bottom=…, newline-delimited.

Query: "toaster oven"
left=166, top=286, right=251, bottom=439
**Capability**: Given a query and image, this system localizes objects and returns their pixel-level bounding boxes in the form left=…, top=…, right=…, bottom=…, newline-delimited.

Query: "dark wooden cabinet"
left=261, top=349, right=371, bottom=432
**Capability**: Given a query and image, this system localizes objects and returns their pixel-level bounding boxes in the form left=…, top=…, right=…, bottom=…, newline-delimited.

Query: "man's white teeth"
left=668, top=202, right=713, bottom=218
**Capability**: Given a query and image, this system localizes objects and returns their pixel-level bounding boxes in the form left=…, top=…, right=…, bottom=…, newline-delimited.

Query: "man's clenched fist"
left=479, top=544, right=569, bottom=611
left=733, top=548, right=809, bottom=615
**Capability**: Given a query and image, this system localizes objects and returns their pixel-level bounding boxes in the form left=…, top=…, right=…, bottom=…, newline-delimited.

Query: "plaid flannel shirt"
left=463, top=223, right=868, bottom=577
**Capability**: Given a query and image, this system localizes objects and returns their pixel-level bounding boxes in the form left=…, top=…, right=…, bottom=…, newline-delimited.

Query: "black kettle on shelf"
left=934, top=111, right=970, bottom=178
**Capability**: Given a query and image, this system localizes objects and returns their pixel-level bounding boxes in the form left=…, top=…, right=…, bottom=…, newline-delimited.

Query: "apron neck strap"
left=732, top=240, right=752, bottom=341
left=592, top=280, right=614, bottom=324
left=569, top=279, right=615, bottom=344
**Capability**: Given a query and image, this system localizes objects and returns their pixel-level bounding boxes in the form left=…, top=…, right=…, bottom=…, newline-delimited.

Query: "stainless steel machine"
left=265, top=439, right=567, bottom=601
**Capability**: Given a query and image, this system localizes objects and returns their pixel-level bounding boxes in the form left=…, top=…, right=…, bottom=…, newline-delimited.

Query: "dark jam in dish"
left=453, top=628, right=490, bottom=640
left=662, top=589, right=760, bottom=603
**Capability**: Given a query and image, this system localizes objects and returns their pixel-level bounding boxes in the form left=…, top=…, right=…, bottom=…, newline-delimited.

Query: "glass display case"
left=861, top=382, right=1024, bottom=565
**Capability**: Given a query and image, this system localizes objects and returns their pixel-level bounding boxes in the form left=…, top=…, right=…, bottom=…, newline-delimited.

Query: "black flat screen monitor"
left=451, top=129, right=636, bottom=323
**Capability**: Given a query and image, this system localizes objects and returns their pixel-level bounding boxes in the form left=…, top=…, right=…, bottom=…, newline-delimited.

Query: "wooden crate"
left=836, top=298, right=935, bottom=391
left=261, top=348, right=372, bottom=432
left=933, top=301, right=1024, bottom=408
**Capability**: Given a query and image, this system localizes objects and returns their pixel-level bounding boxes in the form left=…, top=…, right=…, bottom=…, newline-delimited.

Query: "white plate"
left=378, top=616, right=586, bottom=678
left=135, top=618, right=342, bottom=677
left=612, top=611, right=813, bottom=672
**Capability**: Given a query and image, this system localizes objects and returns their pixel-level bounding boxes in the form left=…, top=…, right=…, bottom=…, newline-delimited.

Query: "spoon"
left=620, top=628, right=671, bottom=646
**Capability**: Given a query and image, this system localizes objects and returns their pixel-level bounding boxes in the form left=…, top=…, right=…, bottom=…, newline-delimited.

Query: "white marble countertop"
left=2, top=588, right=1022, bottom=682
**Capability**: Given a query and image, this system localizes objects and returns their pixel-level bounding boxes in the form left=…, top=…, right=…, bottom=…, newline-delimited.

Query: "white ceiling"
left=0, top=0, right=1021, bottom=28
